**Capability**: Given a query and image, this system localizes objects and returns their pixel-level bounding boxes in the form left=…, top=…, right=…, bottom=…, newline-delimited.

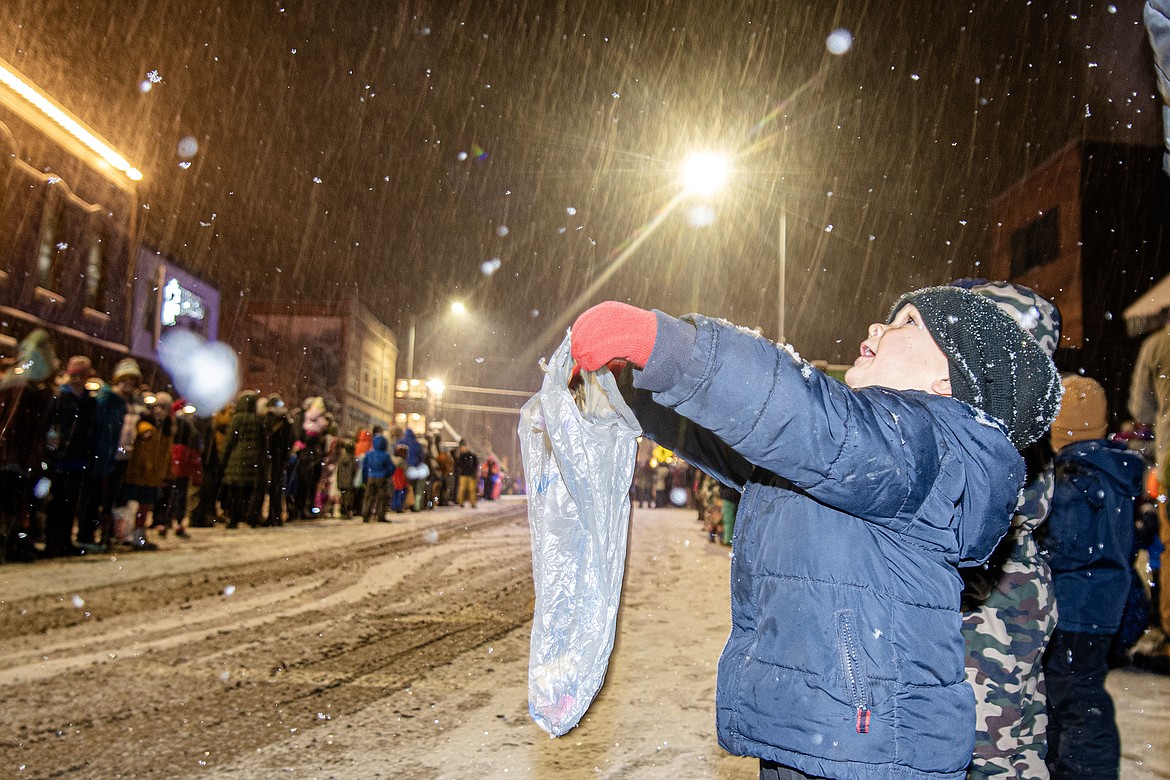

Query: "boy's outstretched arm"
left=572, top=302, right=753, bottom=490
left=572, top=302, right=979, bottom=522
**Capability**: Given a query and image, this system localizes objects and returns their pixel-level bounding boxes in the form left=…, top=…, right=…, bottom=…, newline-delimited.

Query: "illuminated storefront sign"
left=161, top=277, right=206, bottom=327
left=130, top=247, right=220, bottom=361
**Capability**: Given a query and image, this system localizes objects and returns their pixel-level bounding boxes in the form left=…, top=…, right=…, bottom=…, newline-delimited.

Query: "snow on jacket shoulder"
left=628, top=312, right=1024, bottom=780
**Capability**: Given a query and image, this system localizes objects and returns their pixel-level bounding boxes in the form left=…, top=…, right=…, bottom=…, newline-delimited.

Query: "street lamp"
left=405, top=302, right=469, bottom=383
left=679, top=151, right=731, bottom=309
left=680, top=151, right=730, bottom=197
left=680, top=149, right=788, bottom=343
left=425, top=378, right=446, bottom=424
left=778, top=206, right=786, bottom=344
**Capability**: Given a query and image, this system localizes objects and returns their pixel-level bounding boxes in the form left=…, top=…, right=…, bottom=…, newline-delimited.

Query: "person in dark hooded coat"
left=0, top=329, right=57, bottom=561
left=262, top=394, right=294, bottom=525
left=219, top=391, right=267, bottom=528
left=396, top=428, right=429, bottom=511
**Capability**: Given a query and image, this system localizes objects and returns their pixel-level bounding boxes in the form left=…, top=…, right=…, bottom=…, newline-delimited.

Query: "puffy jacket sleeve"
left=616, top=366, right=753, bottom=492
left=633, top=312, right=940, bottom=521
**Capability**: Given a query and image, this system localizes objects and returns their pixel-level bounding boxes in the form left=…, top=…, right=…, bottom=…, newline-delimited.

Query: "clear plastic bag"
left=519, top=333, right=642, bottom=737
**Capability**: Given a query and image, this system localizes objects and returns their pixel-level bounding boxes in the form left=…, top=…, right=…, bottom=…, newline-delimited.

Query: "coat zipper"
left=835, top=609, right=871, bottom=734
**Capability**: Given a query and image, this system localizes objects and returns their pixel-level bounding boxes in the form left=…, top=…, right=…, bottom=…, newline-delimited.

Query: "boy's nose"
left=868, top=323, right=884, bottom=339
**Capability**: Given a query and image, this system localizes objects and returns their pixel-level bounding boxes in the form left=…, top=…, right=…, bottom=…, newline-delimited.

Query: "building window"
left=84, top=232, right=106, bottom=310
left=346, top=332, right=360, bottom=393
left=36, top=199, right=64, bottom=290
left=1010, top=208, right=1060, bottom=277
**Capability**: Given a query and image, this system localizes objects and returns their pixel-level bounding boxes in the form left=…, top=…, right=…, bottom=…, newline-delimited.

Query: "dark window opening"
left=85, top=232, right=106, bottom=310
left=36, top=200, right=65, bottom=290
left=1010, top=208, right=1060, bottom=276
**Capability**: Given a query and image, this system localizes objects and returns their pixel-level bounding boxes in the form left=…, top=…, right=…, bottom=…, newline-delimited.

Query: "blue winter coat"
left=397, top=428, right=425, bottom=467
left=1042, top=439, right=1144, bottom=635
left=362, top=434, right=393, bottom=480
left=626, top=312, right=1023, bottom=780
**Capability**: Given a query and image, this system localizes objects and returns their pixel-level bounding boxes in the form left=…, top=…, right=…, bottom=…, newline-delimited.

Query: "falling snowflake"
left=826, top=28, right=853, bottom=55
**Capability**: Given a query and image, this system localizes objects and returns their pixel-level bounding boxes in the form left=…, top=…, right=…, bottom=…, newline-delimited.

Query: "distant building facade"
left=989, top=140, right=1170, bottom=422
left=235, top=297, right=397, bottom=433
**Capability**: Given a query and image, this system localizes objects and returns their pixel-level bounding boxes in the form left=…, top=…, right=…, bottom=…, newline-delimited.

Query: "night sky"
left=0, top=0, right=1160, bottom=392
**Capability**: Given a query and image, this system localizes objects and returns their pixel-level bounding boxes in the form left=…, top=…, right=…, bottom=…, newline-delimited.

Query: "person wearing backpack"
left=1040, top=375, right=1146, bottom=779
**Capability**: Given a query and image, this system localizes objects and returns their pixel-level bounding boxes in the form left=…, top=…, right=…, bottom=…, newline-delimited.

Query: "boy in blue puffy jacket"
left=571, top=286, right=1062, bottom=780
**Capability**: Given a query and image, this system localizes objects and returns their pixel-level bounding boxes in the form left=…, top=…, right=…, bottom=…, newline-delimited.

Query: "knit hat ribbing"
left=949, top=278, right=1062, bottom=357
left=112, top=357, right=142, bottom=384
left=889, top=286, right=1063, bottom=448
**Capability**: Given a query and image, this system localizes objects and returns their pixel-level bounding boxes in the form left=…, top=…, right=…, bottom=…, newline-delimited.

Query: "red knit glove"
left=571, top=301, right=657, bottom=371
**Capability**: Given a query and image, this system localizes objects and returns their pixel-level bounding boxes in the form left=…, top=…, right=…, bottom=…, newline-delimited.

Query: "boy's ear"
left=930, top=376, right=952, bottom=397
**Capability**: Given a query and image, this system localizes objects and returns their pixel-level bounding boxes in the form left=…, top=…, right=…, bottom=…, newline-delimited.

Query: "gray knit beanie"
left=889, top=286, right=1063, bottom=449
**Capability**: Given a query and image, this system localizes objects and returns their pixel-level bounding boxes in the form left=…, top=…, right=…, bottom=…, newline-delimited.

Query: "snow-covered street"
left=1, top=500, right=1166, bottom=778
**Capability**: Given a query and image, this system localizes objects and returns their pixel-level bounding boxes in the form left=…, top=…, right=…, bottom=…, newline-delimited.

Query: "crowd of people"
left=6, top=269, right=1170, bottom=778
left=0, top=328, right=509, bottom=562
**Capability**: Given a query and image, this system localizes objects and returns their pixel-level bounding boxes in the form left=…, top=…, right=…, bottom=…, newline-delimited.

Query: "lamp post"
left=680, top=151, right=731, bottom=310
left=406, top=315, right=416, bottom=383
left=406, top=300, right=467, bottom=383
left=778, top=206, right=786, bottom=344
left=679, top=150, right=790, bottom=343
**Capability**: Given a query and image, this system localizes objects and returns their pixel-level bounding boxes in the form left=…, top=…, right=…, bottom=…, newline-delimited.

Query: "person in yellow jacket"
left=120, top=392, right=174, bottom=550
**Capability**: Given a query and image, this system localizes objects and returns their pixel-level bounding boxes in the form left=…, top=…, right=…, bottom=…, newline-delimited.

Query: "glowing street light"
left=407, top=302, right=469, bottom=383
left=680, top=151, right=730, bottom=198
left=679, top=148, right=787, bottom=342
